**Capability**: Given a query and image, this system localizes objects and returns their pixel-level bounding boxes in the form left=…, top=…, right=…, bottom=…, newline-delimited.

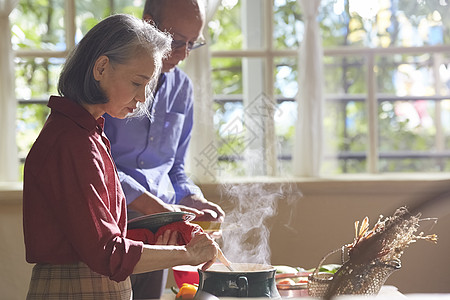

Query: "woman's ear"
left=93, top=55, right=109, bottom=81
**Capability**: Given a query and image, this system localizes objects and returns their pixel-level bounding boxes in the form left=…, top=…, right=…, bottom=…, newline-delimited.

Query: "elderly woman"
left=23, top=14, right=218, bottom=299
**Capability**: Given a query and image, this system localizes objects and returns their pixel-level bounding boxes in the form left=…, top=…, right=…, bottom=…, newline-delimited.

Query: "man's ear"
left=143, top=14, right=156, bottom=26
left=93, top=55, right=109, bottom=81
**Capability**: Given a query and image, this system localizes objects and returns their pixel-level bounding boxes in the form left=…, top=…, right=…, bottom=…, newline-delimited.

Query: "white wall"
left=0, top=183, right=32, bottom=300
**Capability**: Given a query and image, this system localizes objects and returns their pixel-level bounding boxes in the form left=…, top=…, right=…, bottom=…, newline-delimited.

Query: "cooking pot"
left=196, top=263, right=280, bottom=298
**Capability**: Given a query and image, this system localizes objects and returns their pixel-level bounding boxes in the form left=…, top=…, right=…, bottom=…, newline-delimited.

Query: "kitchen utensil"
left=127, top=211, right=195, bottom=233
left=217, top=249, right=234, bottom=271
left=197, top=263, right=280, bottom=298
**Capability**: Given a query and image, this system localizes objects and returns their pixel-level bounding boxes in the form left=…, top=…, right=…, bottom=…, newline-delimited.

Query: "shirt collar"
left=156, top=73, right=166, bottom=93
left=48, top=96, right=104, bottom=132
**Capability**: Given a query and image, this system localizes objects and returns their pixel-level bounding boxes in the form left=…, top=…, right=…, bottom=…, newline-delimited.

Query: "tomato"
left=277, top=278, right=296, bottom=285
left=294, top=277, right=309, bottom=284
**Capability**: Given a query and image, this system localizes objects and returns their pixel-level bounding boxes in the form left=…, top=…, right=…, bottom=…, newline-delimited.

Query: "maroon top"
left=23, top=96, right=143, bottom=282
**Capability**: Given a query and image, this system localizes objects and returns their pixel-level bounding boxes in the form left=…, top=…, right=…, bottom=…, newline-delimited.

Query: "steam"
left=220, top=182, right=302, bottom=265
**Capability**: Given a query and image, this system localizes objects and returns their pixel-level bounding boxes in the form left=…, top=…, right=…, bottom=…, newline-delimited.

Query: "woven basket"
left=308, top=248, right=401, bottom=298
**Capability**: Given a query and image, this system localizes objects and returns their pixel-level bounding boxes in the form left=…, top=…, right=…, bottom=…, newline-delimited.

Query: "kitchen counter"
left=159, top=286, right=450, bottom=300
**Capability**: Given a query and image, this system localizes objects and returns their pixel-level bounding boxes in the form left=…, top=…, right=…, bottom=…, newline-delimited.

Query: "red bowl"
left=172, top=265, right=200, bottom=288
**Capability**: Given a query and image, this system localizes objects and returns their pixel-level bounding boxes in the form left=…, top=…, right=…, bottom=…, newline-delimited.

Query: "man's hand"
left=128, top=191, right=180, bottom=215
left=179, top=194, right=225, bottom=222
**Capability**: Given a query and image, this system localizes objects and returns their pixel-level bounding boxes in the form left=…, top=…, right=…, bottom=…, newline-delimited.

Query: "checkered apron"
left=27, top=262, right=132, bottom=300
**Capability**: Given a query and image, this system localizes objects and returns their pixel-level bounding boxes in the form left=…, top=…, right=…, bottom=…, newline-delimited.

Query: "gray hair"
left=58, top=13, right=172, bottom=118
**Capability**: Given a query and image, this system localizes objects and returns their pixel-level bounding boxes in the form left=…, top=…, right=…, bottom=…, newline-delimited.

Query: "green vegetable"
left=320, top=264, right=341, bottom=273
left=306, top=264, right=341, bottom=274
left=275, top=264, right=342, bottom=275
left=274, top=265, right=300, bottom=274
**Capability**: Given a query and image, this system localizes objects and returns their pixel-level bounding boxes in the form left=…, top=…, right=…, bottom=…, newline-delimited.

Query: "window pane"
left=76, top=1, right=112, bottom=39
left=211, top=58, right=242, bottom=95
left=214, top=101, right=245, bottom=177
left=212, top=57, right=243, bottom=176
left=376, top=53, right=441, bottom=172
left=379, top=157, right=445, bottom=172
left=439, top=53, right=450, bottom=96
left=11, top=0, right=66, bottom=51
left=377, top=54, right=436, bottom=95
left=323, top=98, right=368, bottom=174
left=273, top=0, right=303, bottom=49
left=209, top=1, right=242, bottom=51
left=275, top=57, right=298, bottom=98
left=111, top=0, right=145, bottom=16
left=323, top=55, right=366, bottom=94
left=275, top=100, right=296, bottom=176
left=442, top=99, right=450, bottom=150
left=319, top=0, right=450, bottom=48
left=76, top=1, right=144, bottom=40
left=323, top=55, right=368, bottom=174
left=274, top=57, right=297, bottom=175
left=379, top=99, right=436, bottom=152
left=15, top=57, right=64, bottom=100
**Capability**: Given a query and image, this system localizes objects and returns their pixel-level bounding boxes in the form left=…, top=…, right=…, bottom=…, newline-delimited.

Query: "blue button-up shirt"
left=104, top=68, right=202, bottom=205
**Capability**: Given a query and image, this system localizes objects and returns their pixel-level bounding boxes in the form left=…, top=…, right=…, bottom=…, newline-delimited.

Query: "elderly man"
left=104, top=0, right=225, bottom=298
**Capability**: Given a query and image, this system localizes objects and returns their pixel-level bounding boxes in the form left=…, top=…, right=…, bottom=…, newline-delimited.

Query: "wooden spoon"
left=217, top=248, right=234, bottom=271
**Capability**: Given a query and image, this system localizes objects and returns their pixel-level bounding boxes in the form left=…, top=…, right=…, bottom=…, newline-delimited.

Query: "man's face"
left=157, top=2, right=205, bottom=73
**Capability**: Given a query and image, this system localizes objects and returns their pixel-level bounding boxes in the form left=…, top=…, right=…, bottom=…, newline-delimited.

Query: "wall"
left=0, top=183, right=32, bottom=300
left=2, top=177, right=450, bottom=299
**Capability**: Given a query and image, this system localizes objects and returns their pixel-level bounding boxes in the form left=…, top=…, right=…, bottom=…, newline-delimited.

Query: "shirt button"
left=149, top=136, right=154, bottom=141
left=140, top=161, right=144, bottom=166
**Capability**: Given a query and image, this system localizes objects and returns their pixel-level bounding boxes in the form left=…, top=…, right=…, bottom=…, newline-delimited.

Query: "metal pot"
left=197, top=263, right=281, bottom=298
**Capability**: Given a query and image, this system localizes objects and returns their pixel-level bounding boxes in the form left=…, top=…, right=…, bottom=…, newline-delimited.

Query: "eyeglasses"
left=171, top=39, right=206, bottom=52
left=148, top=17, right=206, bottom=52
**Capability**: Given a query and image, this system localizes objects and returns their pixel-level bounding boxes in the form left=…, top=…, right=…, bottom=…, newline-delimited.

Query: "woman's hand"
left=133, top=230, right=220, bottom=274
left=154, top=229, right=179, bottom=245
left=185, top=232, right=218, bottom=267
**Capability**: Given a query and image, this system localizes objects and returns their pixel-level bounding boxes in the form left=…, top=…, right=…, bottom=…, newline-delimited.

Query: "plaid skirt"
left=27, top=262, right=132, bottom=300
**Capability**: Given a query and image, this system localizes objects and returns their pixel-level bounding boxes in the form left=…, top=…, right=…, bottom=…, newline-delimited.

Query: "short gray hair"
left=58, top=14, right=172, bottom=117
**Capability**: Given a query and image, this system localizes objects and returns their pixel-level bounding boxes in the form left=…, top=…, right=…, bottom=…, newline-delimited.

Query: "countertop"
left=160, top=286, right=450, bottom=300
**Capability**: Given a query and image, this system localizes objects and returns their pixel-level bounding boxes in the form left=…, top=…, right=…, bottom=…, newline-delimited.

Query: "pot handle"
left=237, top=276, right=248, bottom=297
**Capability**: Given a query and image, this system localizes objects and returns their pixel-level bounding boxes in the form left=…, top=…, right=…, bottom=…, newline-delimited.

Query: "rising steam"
left=220, top=182, right=302, bottom=265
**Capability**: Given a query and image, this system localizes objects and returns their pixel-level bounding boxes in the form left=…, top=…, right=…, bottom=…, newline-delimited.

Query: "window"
left=210, top=0, right=450, bottom=176
left=8, top=0, right=450, bottom=181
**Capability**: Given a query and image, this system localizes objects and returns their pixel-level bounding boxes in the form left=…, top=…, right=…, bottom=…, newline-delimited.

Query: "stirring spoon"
left=217, top=248, right=234, bottom=271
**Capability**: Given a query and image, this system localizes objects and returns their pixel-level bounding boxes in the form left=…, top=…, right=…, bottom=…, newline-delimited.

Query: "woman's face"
left=95, top=52, right=156, bottom=119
